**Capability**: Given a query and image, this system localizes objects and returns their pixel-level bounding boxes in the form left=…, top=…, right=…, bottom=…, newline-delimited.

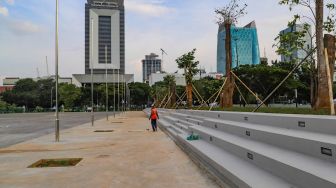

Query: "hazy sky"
left=0, top=0, right=316, bottom=82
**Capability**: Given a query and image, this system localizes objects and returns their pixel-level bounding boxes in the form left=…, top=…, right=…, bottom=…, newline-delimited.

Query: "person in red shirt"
left=149, top=105, right=159, bottom=132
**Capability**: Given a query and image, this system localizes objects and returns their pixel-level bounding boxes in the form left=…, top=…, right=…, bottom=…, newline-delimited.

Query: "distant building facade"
left=142, top=53, right=162, bottom=83
left=85, top=0, right=125, bottom=75
left=74, top=0, right=133, bottom=86
left=280, top=24, right=312, bottom=62
left=217, top=21, right=261, bottom=74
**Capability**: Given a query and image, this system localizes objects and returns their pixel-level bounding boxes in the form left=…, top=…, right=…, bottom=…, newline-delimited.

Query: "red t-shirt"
left=150, top=108, right=158, bottom=120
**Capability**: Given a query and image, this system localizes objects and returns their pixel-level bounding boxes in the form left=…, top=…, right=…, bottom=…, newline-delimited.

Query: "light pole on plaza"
left=55, top=0, right=60, bottom=142
left=90, top=18, right=95, bottom=126
left=105, top=45, right=109, bottom=121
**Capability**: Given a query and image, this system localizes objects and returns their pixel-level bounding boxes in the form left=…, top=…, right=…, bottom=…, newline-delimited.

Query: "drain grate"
left=94, top=130, right=114, bottom=133
left=28, top=158, right=82, bottom=168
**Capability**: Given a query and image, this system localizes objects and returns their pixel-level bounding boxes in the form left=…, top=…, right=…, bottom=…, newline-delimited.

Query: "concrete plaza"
left=0, top=112, right=219, bottom=188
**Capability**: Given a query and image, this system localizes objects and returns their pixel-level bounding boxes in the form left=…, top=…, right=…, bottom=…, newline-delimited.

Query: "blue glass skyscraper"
left=217, top=21, right=261, bottom=74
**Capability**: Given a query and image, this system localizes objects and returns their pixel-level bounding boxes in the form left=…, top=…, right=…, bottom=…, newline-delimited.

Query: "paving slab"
left=0, top=112, right=219, bottom=188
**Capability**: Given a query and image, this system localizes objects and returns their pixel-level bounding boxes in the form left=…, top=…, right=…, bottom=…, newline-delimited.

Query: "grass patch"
left=28, top=158, right=82, bottom=168
left=192, top=106, right=330, bottom=115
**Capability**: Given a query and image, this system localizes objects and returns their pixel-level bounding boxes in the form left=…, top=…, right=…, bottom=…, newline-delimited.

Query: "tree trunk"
left=186, top=83, right=193, bottom=108
left=220, top=23, right=234, bottom=108
left=315, top=0, right=332, bottom=110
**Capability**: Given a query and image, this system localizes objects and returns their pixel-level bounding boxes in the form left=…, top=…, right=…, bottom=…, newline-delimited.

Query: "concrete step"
left=179, top=110, right=336, bottom=135
left=191, top=125, right=336, bottom=188
left=174, top=122, right=191, bottom=134
left=203, top=118, right=336, bottom=162
left=185, top=117, right=203, bottom=125
left=162, top=116, right=179, bottom=125
left=175, top=134, right=294, bottom=188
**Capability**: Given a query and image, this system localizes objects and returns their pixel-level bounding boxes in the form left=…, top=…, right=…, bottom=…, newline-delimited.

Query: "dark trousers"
left=151, top=119, right=157, bottom=131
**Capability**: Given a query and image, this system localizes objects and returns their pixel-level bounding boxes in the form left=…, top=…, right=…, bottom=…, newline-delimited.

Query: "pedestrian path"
left=0, top=112, right=219, bottom=188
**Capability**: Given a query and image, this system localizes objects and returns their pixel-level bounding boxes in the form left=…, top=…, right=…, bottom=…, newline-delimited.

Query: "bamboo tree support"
left=197, top=86, right=222, bottom=110
left=231, top=71, right=265, bottom=106
left=158, top=94, right=168, bottom=108
left=173, top=91, right=187, bottom=109
left=192, top=90, right=202, bottom=107
left=253, top=47, right=317, bottom=112
left=192, top=84, right=207, bottom=107
left=209, top=77, right=227, bottom=111
left=234, top=82, right=248, bottom=105
left=163, top=93, right=174, bottom=109
left=324, top=48, right=335, bottom=115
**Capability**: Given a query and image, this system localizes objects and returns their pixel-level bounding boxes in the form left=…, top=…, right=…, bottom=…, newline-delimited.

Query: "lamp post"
left=105, top=45, right=109, bottom=121
left=55, top=0, right=60, bottom=142
left=90, top=18, right=94, bottom=126
left=117, top=69, right=120, bottom=113
left=50, top=87, right=53, bottom=110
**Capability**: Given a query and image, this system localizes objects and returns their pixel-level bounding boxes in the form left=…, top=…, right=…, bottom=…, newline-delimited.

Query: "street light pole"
left=50, top=87, right=53, bottom=109
left=105, top=45, right=109, bottom=121
left=117, top=69, right=120, bottom=113
left=55, top=0, right=60, bottom=142
left=113, top=75, right=116, bottom=118
left=90, top=18, right=94, bottom=126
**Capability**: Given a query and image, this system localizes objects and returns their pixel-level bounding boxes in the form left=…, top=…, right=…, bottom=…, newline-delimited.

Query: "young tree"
left=163, top=75, right=176, bottom=107
left=278, top=0, right=335, bottom=111
left=176, top=49, right=199, bottom=108
left=215, top=0, right=247, bottom=108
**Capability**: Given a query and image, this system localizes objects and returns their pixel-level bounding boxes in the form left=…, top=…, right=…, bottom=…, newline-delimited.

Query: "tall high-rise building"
left=85, top=0, right=125, bottom=74
left=217, top=21, right=261, bottom=74
left=280, top=24, right=312, bottom=62
left=73, top=0, right=134, bottom=87
left=142, top=53, right=162, bottom=83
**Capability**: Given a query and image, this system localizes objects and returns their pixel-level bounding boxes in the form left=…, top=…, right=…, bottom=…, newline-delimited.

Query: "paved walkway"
left=0, top=112, right=219, bottom=188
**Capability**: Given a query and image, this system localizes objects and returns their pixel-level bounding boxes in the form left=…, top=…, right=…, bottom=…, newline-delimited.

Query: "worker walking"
left=149, top=105, right=159, bottom=132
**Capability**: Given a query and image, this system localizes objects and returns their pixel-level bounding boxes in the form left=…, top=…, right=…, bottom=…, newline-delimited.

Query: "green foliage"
left=176, top=49, right=199, bottom=85
left=193, top=77, right=223, bottom=104
left=128, top=82, right=151, bottom=106
left=2, top=78, right=40, bottom=108
left=59, top=83, right=81, bottom=110
left=233, top=63, right=309, bottom=104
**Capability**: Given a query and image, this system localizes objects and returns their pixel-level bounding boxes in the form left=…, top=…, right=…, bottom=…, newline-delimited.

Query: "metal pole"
left=124, top=77, right=127, bottom=113
left=105, top=45, right=108, bottom=120
left=113, top=75, right=116, bottom=118
left=90, top=18, right=94, bottom=126
left=50, top=87, right=54, bottom=110
left=55, top=0, right=60, bottom=142
left=117, top=69, right=120, bottom=113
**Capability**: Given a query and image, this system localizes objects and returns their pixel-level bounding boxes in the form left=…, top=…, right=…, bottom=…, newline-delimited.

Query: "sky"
left=0, top=0, right=316, bottom=82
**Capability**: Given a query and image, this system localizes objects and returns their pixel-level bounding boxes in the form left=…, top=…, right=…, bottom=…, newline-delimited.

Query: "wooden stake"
left=324, top=48, right=335, bottom=115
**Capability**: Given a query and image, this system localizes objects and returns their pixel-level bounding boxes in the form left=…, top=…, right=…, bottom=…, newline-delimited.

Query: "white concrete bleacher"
left=146, top=109, right=336, bottom=188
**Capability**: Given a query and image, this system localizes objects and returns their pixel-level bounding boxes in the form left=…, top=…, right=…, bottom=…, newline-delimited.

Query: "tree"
left=59, top=83, right=81, bottom=110
left=163, top=75, right=176, bottom=107
left=176, top=49, right=199, bottom=108
left=278, top=0, right=336, bottom=111
left=215, top=0, right=247, bottom=108
left=128, top=82, right=151, bottom=107
left=1, top=79, right=39, bottom=109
